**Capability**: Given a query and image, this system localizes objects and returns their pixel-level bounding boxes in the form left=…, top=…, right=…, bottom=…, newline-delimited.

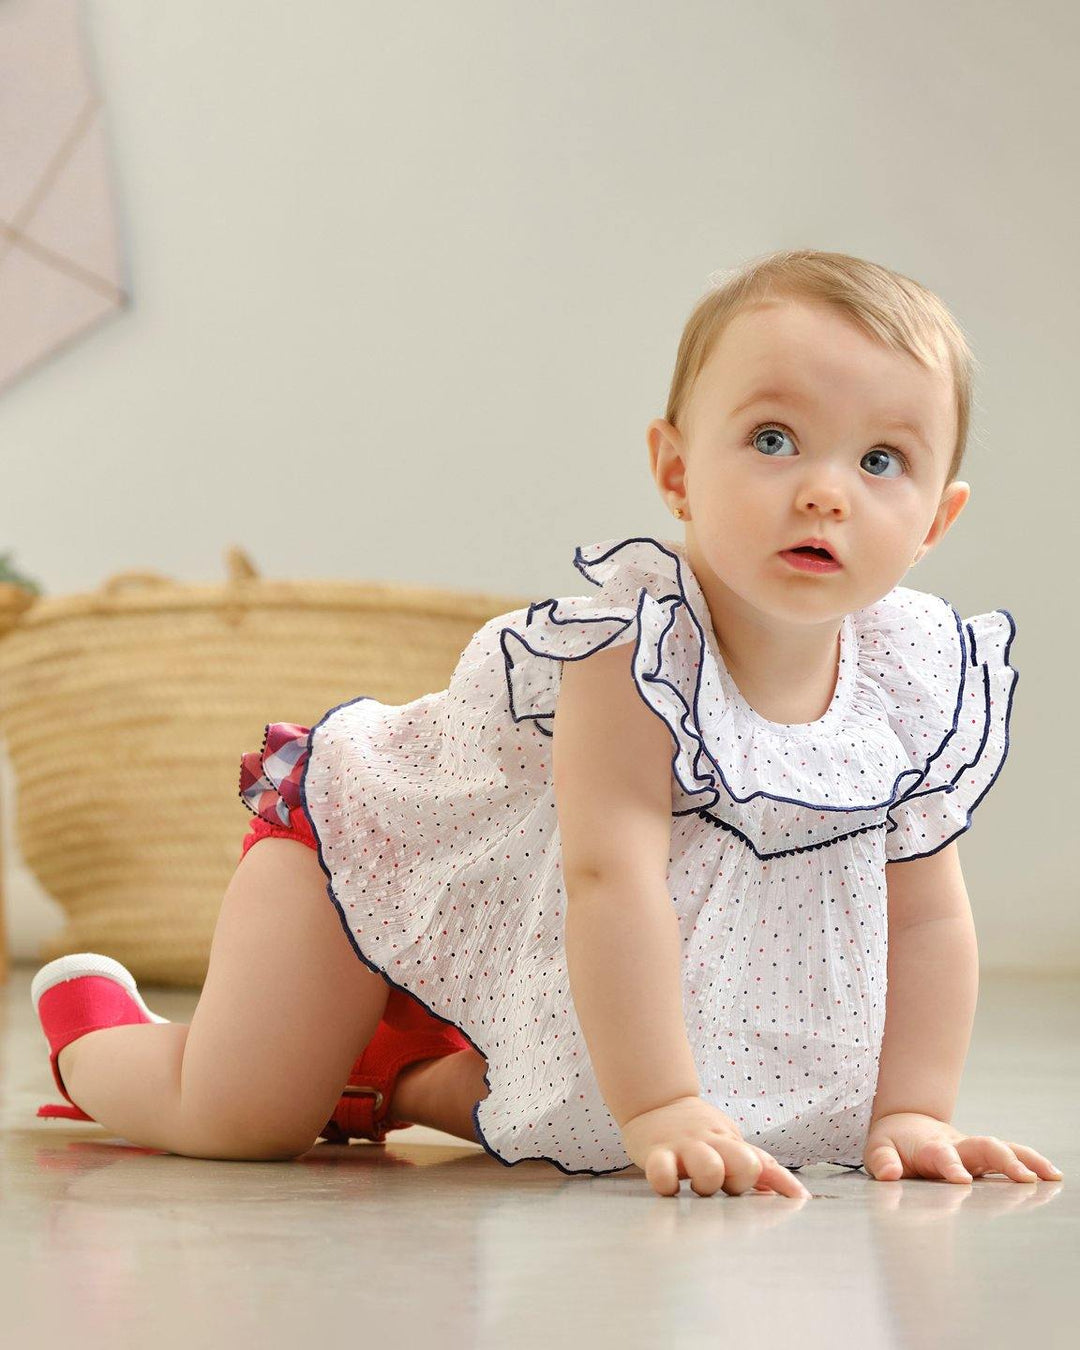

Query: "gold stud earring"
left=673, top=506, right=684, bottom=519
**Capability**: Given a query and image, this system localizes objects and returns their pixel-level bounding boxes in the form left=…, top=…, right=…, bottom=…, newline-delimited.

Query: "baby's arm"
left=869, top=845, right=979, bottom=1125
left=857, top=613, right=1057, bottom=1184
left=554, top=641, right=699, bottom=1125
left=552, top=640, right=812, bottom=1199
left=863, top=845, right=1061, bottom=1184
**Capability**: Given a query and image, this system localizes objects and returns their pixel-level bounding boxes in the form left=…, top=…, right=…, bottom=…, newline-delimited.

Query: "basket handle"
left=224, top=546, right=260, bottom=583
left=100, top=546, right=261, bottom=596
left=0, top=585, right=37, bottom=641
left=100, top=570, right=175, bottom=595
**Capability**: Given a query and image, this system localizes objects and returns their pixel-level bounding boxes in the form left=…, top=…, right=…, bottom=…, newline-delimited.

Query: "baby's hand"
left=620, top=1096, right=811, bottom=1199
left=863, top=1112, right=1064, bottom=1184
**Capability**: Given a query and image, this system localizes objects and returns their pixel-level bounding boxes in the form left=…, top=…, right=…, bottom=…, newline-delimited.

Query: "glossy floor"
left=2, top=964, right=1075, bottom=1349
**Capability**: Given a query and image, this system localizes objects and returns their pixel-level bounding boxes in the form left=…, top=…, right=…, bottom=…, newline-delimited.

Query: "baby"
left=32, top=248, right=1061, bottom=1198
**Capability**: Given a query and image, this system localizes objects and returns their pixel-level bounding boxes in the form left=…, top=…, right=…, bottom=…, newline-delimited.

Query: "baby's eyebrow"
left=884, top=420, right=932, bottom=454
left=729, top=387, right=932, bottom=455
left=730, top=387, right=814, bottom=418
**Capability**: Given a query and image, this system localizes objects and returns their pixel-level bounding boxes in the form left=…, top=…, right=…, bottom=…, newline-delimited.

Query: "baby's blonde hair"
left=664, top=248, right=978, bottom=488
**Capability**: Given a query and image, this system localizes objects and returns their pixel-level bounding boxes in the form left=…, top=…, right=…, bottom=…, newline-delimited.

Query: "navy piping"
left=499, top=535, right=1017, bottom=830
left=884, top=606, right=1018, bottom=862
left=696, top=808, right=888, bottom=860
left=500, top=583, right=718, bottom=808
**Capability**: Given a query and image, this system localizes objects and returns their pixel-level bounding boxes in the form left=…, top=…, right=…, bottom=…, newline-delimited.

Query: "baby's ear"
left=920, top=480, right=970, bottom=559
left=939, top=479, right=971, bottom=533
left=647, top=419, right=686, bottom=498
left=646, top=418, right=671, bottom=473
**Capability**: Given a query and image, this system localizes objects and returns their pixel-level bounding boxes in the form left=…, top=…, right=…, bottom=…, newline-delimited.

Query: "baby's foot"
left=389, top=1049, right=489, bottom=1142
left=32, top=953, right=169, bottom=1121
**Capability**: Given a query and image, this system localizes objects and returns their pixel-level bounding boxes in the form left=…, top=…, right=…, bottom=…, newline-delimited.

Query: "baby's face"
left=649, top=296, right=969, bottom=625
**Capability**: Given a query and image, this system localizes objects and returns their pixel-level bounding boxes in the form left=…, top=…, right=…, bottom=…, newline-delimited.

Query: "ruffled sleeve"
left=864, top=591, right=1019, bottom=863
left=499, top=536, right=721, bottom=809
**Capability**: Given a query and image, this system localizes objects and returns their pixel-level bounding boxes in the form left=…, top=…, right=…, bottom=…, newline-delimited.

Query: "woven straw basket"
left=0, top=547, right=525, bottom=987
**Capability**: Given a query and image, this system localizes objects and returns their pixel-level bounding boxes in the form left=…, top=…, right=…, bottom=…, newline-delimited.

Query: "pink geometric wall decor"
left=0, top=0, right=129, bottom=395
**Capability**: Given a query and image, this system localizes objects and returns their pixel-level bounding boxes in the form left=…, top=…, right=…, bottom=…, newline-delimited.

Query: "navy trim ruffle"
left=882, top=608, right=1018, bottom=862
left=500, top=540, right=720, bottom=811
left=498, top=536, right=1018, bottom=838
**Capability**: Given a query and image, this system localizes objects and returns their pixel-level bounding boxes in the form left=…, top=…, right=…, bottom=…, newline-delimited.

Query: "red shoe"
left=319, top=987, right=472, bottom=1144
left=30, top=953, right=170, bottom=1123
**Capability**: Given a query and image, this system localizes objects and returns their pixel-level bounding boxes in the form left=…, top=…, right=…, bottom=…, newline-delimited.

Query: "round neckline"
left=671, top=544, right=858, bottom=737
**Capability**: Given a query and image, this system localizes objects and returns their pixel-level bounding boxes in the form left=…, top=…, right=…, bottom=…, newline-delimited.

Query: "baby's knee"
left=177, top=1101, right=322, bottom=1161
left=177, top=1125, right=318, bottom=1163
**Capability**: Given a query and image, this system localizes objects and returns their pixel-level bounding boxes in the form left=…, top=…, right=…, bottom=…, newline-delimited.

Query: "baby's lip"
left=782, top=537, right=842, bottom=564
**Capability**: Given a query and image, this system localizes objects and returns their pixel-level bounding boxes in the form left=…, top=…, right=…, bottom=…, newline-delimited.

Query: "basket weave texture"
left=0, top=547, right=525, bottom=987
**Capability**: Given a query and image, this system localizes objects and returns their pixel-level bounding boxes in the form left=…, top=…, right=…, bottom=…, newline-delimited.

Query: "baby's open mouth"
left=779, top=542, right=844, bottom=570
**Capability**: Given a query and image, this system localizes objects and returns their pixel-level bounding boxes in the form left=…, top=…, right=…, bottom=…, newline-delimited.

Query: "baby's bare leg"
left=57, top=838, right=389, bottom=1161
left=392, top=1047, right=491, bottom=1143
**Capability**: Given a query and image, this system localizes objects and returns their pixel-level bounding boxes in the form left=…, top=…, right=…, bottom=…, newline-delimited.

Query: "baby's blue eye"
left=751, top=425, right=906, bottom=478
left=753, top=427, right=796, bottom=458
left=861, top=448, right=905, bottom=478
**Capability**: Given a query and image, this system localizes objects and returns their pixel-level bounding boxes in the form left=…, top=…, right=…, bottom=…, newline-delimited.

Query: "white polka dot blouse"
left=294, top=535, right=1018, bottom=1176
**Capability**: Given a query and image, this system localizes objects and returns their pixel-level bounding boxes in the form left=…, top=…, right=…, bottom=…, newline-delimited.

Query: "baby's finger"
left=644, top=1146, right=682, bottom=1197
left=960, top=1136, right=1040, bottom=1183
left=747, top=1146, right=812, bottom=1198
left=1007, top=1144, right=1063, bottom=1180
left=916, top=1140, right=972, bottom=1183
left=681, top=1139, right=729, bottom=1197
left=865, top=1143, right=904, bottom=1180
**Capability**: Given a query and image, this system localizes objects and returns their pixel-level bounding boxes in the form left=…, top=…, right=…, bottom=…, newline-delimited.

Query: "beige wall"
left=2, top=1, right=1076, bottom=971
